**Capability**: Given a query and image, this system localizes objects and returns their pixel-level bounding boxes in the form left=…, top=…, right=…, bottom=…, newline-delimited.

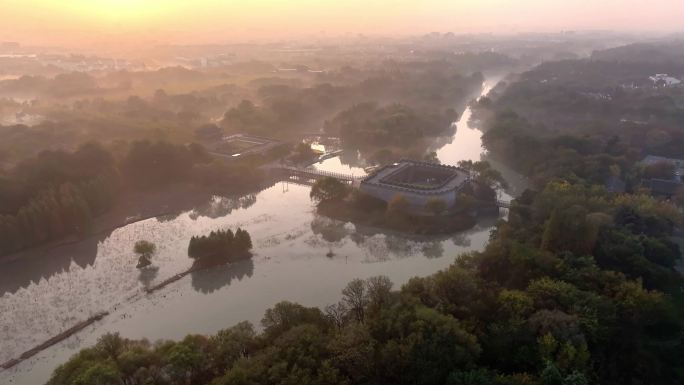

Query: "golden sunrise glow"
left=64, top=0, right=184, bottom=24
left=2, top=0, right=684, bottom=49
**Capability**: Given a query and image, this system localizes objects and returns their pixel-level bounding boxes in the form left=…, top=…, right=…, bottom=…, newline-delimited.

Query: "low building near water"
left=204, top=133, right=284, bottom=160
left=359, top=160, right=470, bottom=212
left=640, top=155, right=684, bottom=198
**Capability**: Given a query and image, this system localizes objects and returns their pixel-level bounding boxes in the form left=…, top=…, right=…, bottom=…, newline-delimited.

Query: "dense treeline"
left=0, top=142, right=120, bottom=255
left=324, top=102, right=457, bottom=150
left=0, top=142, right=118, bottom=213
left=591, top=41, right=684, bottom=67
left=221, top=67, right=483, bottom=151
left=1, top=58, right=490, bottom=166
left=188, top=228, right=253, bottom=264
left=47, top=182, right=684, bottom=385
left=0, top=176, right=118, bottom=255
left=0, top=69, right=249, bottom=166
left=476, top=45, right=684, bottom=169
left=472, top=42, right=684, bottom=193
left=0, top=140, right=263, bottom=256
left=480, top=110, right=635, bottom=188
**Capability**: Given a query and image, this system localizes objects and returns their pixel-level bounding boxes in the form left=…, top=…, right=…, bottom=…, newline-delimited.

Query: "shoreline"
left=0, top=210, right=180, bottom=266
left=0, top=182, right=267, bottom=266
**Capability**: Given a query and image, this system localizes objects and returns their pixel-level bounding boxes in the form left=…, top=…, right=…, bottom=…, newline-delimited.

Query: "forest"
left=0, top=141, right=263, bottom=256
left=46, top=179, right=684, bottom=385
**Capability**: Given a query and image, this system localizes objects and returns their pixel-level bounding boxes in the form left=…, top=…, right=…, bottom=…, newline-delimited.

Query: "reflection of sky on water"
left=313, top=156, right=367, bottom=176
left=308, top=140, right=368, bottom=176
left=435, top=76, right=502, bottom=165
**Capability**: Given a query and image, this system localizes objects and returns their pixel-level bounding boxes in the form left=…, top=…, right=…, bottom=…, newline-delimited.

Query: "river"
left=0, top=76, right=523, bottom=385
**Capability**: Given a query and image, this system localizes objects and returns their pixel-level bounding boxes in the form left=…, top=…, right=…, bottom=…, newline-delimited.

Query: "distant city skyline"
left=2, top=0, right=684, bottom=49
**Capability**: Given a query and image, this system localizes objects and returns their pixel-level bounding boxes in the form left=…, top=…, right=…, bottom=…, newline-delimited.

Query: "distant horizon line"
left=4, top=29, right=684, bottom=51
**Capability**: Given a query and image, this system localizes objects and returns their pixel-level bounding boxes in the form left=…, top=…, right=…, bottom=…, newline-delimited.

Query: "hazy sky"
left=2, top=0, right=684, bottom=47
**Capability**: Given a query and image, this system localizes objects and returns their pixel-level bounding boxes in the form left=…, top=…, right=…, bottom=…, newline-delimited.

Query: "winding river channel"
left=0, top=76, right=524, bottom=385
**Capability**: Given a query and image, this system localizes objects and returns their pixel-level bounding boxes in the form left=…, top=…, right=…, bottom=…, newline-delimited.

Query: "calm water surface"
left=1, top=76, right=520, bottom=385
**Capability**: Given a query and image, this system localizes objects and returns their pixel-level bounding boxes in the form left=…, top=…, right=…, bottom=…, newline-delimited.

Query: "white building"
left=649, top=74, right=682, bottom=87
left=359, top=160, right=469, bottom=211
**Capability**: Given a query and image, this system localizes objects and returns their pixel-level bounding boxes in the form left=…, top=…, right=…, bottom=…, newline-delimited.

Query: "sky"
left=2, top=0, right=684, bottom=48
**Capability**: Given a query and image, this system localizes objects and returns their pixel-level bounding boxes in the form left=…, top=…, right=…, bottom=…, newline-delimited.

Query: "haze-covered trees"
left=458, top=160, right=508, bottom=190
left=0, top=177, right=116, bottom=255
left=121, top=140, right=198, bottom=188
left=0, top=139, right=264, bottom=257
left=310, top=177, right=350, bottom=203
left=290, top=142, right=318, bottom=164
left=325, top=102, right=456, bottom=149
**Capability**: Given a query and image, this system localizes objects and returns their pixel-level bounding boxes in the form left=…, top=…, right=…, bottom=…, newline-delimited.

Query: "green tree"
left=458, top=160, right=508, bottom=189
left=164, top=341, right=204, bottom=384
left=261, top=301, right=329, bottom=341
left=72, top=362, right=122, bottom=385
left=424, top=151, right=441, bottom=164
left=425, top=197, right=448, bottom=216
left=310, top=177, right=349, bottom=203
left=366, top=275, right=393, bottom=314
left=342, top=279, right=368, bottom=323
left=387, top=193, right=410, bottom=216
left=134, top=240, right=156, bottom=269
left=234, top=228, right=253, bottom=254
left=210, top=321, right=257, bottom=373
left=540, top=361, right=563, bottom=385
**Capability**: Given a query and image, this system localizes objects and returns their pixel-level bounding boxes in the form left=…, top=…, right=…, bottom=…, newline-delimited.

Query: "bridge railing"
left=277, top=166, right=359, bottom=181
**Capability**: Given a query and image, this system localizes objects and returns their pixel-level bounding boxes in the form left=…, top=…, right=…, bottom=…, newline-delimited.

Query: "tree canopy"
left=310, top=177, right=350, bottom=203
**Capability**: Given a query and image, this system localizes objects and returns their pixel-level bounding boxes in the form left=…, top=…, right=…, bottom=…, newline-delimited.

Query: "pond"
left=0, top=75, right=524, bottom=385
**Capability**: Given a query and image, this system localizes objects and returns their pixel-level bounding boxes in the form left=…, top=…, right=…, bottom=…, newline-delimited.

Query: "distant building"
left=643, top=179, right=681, bottom=197
left=205, top=133, right=283, bottom=160
left=605, top=175, right=626, bottom=193
left=359, top=160, right=470, bottom=212
left=649, top=74, right=682, bottom=87
left=640, top=155, right=684, bottom=197
left=642, top=155, right=684, bottom=179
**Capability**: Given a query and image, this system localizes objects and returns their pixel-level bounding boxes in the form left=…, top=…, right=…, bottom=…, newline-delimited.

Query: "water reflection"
left=435, top=76, right=503, bottom=165
left=450, top=232, right=473, bottom=248
left=0, top=232, right=103, bottom=295
left=310, top=216, right=351, bottom=243
left=189, top=194, right=257, bottom=220
left=421, top=241, right=445, bottom=259
left=138, top=265, right=160, bottom=288
left=191, top=258, right=255, bottom=294
left=308, top=215, right=469, bottom=264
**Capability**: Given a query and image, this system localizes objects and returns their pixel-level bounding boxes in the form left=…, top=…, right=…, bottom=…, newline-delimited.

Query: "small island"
left=312, top=160, right=506, bottom=235
left=188, top=227, right=253, bottom=268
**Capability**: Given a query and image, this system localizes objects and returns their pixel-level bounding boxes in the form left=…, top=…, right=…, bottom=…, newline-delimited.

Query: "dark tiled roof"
left=644, top=178, right=681, bottom=196
left=605, top=176, right=626, bottom=193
